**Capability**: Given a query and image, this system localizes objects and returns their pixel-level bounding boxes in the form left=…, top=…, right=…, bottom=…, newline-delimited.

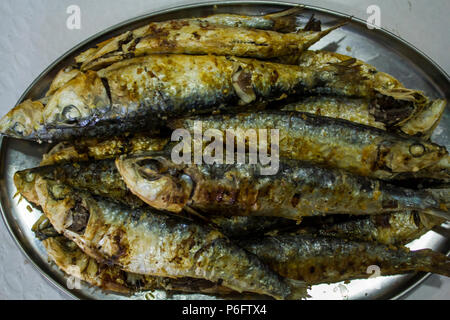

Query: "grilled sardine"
left=1, top=54, right=428, bottom=142
left=169, top=111, right=447, bottom=179
left=115, top=152, right=448, bottom=219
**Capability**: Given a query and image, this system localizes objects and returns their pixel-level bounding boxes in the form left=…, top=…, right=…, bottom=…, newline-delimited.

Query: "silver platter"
left=0, top=1, right=449, bottom=300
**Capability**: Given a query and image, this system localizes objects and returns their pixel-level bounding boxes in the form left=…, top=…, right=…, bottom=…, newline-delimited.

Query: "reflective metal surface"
left=0, top=1, right=449, bottom=300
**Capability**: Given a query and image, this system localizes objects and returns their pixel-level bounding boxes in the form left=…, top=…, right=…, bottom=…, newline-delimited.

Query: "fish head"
left=0, top=99, right=44, bottom=139
left=34, top=176, right=93, bottom=237
left=382, top=139, right=448, bottom=173
left=14, top=168, right=40, bottom=205
left=43, top=71, right=110, bottom=128
left=115, top=153, right=192, bottom=213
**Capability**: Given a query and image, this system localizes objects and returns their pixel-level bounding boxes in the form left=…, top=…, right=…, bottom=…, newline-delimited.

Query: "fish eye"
left=11, top=122, right=25, bottom=135
left=409, top=143, right=426, bottom=157
left=136, top=158, right=162, bottom=171
left=180, top=174, right=193, bottom=188
left=136, top=158, right=164, bottom=180
left=61, top=105, right=81, bottom=124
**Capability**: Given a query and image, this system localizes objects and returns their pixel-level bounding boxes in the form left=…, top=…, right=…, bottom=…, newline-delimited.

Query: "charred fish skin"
left=115, top=152, right=447, bottom=218
left=239, top=234, right=450, bottom=284
left=300, top=211, right=445, bottom=245
left=1, top=52, right=426, bottom=143
left=76, top=7, right=303, bottom=66
left=281, top=96, right=446, bottom=138
left=34, top=220, right=235, bottom=296
left=295, top=50, right=402, bottom=91
left=281, top=96, right=387, bottom=130
left=210, top=216, right=297, bottom=239
left=287, top=50, right=431, bottom=127
left=169, top=111, right=447, bottom=179
left=76, top=8, right=327, bottom=71
left=34, top=177, right=305, bottom=300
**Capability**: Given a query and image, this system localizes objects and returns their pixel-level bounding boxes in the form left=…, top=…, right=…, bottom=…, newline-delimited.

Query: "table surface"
left=0, top=0, right=448, bottom=300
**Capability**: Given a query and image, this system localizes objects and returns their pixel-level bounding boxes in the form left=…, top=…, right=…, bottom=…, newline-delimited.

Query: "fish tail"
left=284, top=278, right=309, bottom=300
left=297, top=19, right=347, bottom=53
left=319, top=18, right=350, bottom=35
left=265, top=6, right=304, bottom=32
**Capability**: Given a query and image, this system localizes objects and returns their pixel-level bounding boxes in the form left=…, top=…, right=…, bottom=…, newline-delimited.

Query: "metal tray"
left=0, top=1, right=449, bottom=300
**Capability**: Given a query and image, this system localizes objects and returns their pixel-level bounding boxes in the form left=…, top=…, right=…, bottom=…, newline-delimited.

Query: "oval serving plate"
left=0, top=1, right=449, bottom=300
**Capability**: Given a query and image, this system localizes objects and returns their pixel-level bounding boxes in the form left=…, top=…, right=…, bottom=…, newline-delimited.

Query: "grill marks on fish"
left=116, top=152, right=447, bottom=218
left=169, top=112, right=447, bottom=179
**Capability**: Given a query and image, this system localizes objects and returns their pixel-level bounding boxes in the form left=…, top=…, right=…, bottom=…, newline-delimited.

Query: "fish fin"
left=302, top=14, right=321, bottom=31
left=265, top=6, right=304, bottom=32
left=294, top=18, right=347, bottom=57
left=284, top=278, right=310, bottom=300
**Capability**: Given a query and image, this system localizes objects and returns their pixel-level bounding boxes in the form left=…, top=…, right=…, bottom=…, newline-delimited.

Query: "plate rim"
left=0, top=0, right=448, bottom=300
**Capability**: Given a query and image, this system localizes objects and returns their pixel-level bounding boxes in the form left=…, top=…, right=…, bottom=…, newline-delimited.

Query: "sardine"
left=75, top=8, right=334, bottom=71
left=31, top=215, right=235, bottom=296
left=169, top=111, right=447, bottom=179
left=21, top=160, right=445, bottom=243
left=239, top=234, right=450, bottom=284
left=0, top=53, right=428, bottom=142
left=76, top=7, right=304, bottom=68
left=115, top=152, right=449, bottom=219
left=33, top=177, right=306, bottom=300
left=43, top=235, right=237, bottom=295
